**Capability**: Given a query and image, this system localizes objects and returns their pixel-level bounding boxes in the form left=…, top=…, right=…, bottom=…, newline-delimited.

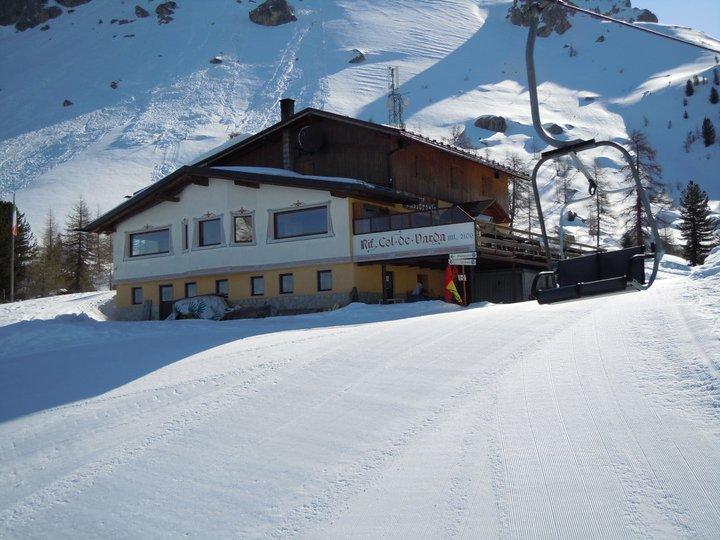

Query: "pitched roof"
left=86, top=107, right=527, bottom=233
left=84, top=166, right=421, bottom=233
left=197, top=107, right=530, bottom=180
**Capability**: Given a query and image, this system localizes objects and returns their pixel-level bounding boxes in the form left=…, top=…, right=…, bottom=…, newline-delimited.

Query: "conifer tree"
left=87, top=208, right=113, bottom=289
left=702, top=117, right=716, bottom=146
left=685, top=80, right=694, bottom=96
left=620, top=130, right=666, bottom=246
left=504, top=152, right=532, bottom=230
left=714, top=67, right=720, bottom=85
left=679, top=181, right=717, bottom=265
left=0, top=201, right=36, bottom=301
left=62, top=197, right=94, bottom=293
left=27, top=210, right=65, bottom=296
left=585, top=164, right=615, bottom=248
left=711, top=86, right=719, bottom=105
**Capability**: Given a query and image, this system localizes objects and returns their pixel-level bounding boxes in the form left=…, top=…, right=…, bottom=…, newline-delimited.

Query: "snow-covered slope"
left=0, top=0, right=718, bottom=234
left=0, top=254, right=718, bottom=537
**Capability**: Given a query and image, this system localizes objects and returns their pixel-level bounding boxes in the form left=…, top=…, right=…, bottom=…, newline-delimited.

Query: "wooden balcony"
left=475, top=222, right=601, bottom=267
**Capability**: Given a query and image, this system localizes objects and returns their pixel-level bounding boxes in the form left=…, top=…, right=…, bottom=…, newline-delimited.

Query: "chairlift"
left=522, top=1, right=664, bottom=304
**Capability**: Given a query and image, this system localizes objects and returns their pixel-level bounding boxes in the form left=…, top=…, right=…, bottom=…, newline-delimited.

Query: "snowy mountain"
left=0, top=0, right=718, bottom=235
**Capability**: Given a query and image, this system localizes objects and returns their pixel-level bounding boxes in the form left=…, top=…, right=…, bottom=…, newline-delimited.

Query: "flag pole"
left=10, top=191, right=16, bottom=302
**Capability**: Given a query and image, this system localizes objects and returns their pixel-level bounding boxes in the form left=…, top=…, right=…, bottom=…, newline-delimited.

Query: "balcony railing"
left=353, top=206, right=472, bottom=235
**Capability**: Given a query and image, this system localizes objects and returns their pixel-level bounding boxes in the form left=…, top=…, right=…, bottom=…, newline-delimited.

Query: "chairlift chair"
left=522, top=1, right=664, bottom=304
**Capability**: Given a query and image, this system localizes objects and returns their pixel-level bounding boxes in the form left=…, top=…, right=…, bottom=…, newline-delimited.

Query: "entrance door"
left=383, top=270, right=395, bottom=301
left=159, top=284, right=174, bottom=320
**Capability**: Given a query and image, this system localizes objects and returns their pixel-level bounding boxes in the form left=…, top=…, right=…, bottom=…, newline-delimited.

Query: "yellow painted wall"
left=117, top=261, right=445, bottom=308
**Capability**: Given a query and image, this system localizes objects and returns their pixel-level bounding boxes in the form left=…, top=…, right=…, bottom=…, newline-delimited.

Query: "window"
left=199, top=218, right=222, bottom=247
left=251, top=276, right=265, bottom=296
left=317, top=270, right=332, bottom=291
left=131, top=287, right=143, bottom=305
left=279, top=273, right=294, bottom=294
left=216, top=279, right=229, bottom=296
left=160, top=285, right=174, bottom=302
left=185, top=282, right=197, bottom=298
left=233, top=215, right=253, bottom=243
left=273, top=206, right=328, bottom=240
left=182, top=220, right=189, bottom=250
left=129, top=229, right=170, bottom=257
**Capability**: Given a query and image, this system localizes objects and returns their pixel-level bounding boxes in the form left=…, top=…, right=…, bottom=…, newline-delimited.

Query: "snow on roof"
left=209, top=166, right=370, bottom=187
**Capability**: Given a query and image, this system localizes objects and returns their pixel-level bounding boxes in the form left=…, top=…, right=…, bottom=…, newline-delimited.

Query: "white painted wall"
left=113, top=179, right=352, bottom=282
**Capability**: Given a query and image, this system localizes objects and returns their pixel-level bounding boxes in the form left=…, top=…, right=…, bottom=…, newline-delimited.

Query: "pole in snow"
left=9, top=191, right=16, bottom=303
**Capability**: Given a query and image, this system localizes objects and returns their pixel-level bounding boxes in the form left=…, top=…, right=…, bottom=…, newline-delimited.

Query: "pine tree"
left=27, top=210, right=66, bottom=296
left=0, top=201, right=36, bottom=301
left=685, top=80, right=694, bottom=96
left=679, top=181, right=717, bottom=265
left=620, top=130, right=666, bottom=247
left=62, top=197, right=94, bottom=293
left=585, top=164, right=615, bottom=248
left=714, top=67, right=720, bottom=86
left=702, top=117, right=716, bottom=146
left=87, top=208, right=113, bottom=289
left=553, top=156, right=577, bottom=206
left=710, top=86, right=719, bottom=105
left=504, top=152, right=531, bottom=230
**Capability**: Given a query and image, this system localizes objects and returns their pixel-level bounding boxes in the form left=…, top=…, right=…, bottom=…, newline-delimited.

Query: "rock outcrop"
left=474, top=115, right=507, bottom=133
left=156, top=1, right=177, bottom=25
left=1, top=0, right=91, bottom=31
left=135, top=5, right=149, bottom=18
left=249, top=0, right=296, bottom=27
left=348, top=49, right=366, bottom=64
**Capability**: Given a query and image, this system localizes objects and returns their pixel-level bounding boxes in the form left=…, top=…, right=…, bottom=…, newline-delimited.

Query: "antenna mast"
left=387, top=67, right=405, bottom=130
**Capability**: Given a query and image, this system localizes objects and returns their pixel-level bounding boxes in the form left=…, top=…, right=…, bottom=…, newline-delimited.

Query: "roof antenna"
left=387, top=66, right=406, bottom=130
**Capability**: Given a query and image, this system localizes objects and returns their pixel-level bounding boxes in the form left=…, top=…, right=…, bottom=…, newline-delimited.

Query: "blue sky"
left=644, top=0, right=719, bottom=38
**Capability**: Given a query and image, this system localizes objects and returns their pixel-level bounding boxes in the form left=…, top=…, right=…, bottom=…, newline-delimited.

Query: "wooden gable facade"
left=202, top=108, right=514, bottom=209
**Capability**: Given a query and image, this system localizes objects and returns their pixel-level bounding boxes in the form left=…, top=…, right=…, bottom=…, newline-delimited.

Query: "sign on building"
left=449, top=252, right=477, bottom=266
left=353, top=222, right=475, bottom=262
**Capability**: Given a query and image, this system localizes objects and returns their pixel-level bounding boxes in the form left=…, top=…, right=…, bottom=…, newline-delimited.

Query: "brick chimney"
left=280, top=98, right=295, bottom=169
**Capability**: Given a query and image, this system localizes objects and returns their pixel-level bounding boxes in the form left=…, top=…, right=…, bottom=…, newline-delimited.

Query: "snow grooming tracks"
left=0, top=326, right=353, bottom=536
left=281, top=305, right=580, bottom=538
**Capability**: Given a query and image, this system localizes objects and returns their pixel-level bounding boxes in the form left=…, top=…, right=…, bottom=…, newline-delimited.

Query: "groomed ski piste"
left=0, top=251, right=718, bottom=538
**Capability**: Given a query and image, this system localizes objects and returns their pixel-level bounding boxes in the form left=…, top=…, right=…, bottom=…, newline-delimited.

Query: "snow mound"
left=691, top=246, right=720, bottom=279
left=655, top=254, right=691, bottom=278
left=0, top=291, right=115, bottom=327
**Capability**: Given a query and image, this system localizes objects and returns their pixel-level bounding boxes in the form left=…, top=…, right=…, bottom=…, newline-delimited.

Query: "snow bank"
left=0, top=291, right=115, bottom=327
left=691, top=246, right=720, bottom=279
left=655, top=253, right=691, bottom=278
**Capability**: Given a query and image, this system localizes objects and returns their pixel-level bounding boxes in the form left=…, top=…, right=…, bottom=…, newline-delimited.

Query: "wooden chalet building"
left=86, top=99, right=593, bottom=319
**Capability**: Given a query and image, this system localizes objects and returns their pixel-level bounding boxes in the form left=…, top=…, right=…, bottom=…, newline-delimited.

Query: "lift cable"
left=543, top=0, right=720, bottom=55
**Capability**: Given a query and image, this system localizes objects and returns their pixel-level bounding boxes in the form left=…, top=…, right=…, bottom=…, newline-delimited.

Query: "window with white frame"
left=198, top=217, right=222, bottom=247
left=129, top=228, right=170, bottom=257
left=273, top=205, right=329, bottom=240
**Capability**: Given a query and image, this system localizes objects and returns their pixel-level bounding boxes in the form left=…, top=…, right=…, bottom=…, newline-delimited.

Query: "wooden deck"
left=475, top=222, right=600, bottom=267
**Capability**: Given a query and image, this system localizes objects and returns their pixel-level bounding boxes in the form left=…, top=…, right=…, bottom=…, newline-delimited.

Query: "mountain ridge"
left=0, top=0, right=717, bottom=237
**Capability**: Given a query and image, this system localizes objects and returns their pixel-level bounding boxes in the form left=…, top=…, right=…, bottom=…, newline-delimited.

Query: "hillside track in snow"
left=0, top=277, right=718, bottom=538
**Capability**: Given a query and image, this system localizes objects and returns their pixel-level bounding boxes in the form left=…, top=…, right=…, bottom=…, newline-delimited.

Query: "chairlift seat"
left=533, top=246, right=647, bottom=304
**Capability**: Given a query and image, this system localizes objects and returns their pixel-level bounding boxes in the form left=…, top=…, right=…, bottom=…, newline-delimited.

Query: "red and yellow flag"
left=444, top=265, right=462, bottom=304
